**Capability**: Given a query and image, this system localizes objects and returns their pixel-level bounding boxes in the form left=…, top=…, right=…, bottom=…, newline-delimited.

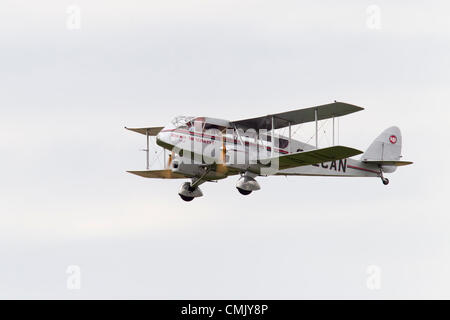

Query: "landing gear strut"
left=379, top=170, right=389, bottom=185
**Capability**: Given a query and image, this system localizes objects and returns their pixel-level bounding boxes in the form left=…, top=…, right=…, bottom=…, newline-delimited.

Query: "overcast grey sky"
left=1, top=0, right=450, bottom=299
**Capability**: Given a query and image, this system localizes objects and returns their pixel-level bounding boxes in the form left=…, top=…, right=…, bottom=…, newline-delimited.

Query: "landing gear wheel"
left=382, top=178, right=390, bottom=185
left=237, top=187, right=252, bottom=195
left=179, top=194, right=194, bottom=202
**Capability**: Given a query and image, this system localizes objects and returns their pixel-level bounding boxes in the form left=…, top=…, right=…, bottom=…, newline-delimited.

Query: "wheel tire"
left=237, top=187, right=252, bottom=195
left=179, top=194, right=194, bottom=202
left=382, top=178, right=390, bottom=185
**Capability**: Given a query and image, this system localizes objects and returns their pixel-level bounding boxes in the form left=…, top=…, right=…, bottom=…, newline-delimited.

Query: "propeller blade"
left=167, top=151, right=174, bottom=168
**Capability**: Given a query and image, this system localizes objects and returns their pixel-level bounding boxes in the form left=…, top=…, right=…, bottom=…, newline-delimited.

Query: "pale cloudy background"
left=0, top=0, right=449, bottom=299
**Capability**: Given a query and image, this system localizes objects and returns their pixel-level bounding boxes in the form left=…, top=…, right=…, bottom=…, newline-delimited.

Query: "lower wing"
left=263, top=145, right=363, bottom=170
left=127, top=170, right=188, bottom=179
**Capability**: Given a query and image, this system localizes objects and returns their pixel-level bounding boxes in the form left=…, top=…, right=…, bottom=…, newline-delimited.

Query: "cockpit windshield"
left=169, top=116, right=230, bottom=132
left=171, top=116, right=195, bottom=129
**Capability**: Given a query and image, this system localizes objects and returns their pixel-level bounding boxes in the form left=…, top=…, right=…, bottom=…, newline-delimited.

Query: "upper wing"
left=125, top=126, right=164, bottom=136
left=127, top=170, right=188, bottom=179
left=231, top=101, right=363, bottom=130
left=263, top=146, right=363, bottom=170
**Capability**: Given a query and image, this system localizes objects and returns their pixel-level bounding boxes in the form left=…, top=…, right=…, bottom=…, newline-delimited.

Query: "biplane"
left=126, top=102, right=413, bottom=201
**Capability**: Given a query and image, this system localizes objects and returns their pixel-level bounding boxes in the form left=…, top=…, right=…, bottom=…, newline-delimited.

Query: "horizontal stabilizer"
left=362, top=160, right=413, bottom=167
left=125, top=126, right=164, bottom=136
left=266, top=146, right=363, bottom=170
left=127, top=170, right=187, bottom=179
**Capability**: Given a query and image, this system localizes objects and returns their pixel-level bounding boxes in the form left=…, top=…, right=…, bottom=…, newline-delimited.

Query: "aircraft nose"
left=156, top=128, right=166, bottom=143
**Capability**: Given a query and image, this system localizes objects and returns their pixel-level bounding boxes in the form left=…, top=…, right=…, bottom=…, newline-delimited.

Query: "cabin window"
left=262, top=135, right=289, bottom=149
left=277, top=138, right=289, bottom=149
left=204, top=123, right=228, bottom=131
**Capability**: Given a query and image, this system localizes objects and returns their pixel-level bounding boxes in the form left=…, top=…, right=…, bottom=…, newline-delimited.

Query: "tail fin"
left=361, top=126, right=404, bottom=173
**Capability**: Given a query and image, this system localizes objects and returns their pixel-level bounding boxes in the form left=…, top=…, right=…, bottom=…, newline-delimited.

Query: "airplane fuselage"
left=156, top=122, right=381, bottom=179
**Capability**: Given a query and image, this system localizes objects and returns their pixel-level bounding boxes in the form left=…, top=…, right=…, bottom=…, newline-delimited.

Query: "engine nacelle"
left=236, top=176, right=261, bottom=192
left=172, top=160, right=203, bottom=176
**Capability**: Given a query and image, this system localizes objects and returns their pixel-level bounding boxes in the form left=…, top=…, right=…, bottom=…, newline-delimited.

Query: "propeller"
left=216, top=133, right=228, bottom=175
left=221, top=136, right=227, bottom=163
left=167, top=151, right=174, bottom=169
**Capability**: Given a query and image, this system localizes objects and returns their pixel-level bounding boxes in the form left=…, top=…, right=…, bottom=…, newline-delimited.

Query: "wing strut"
left=271, top=116, right=275, bottom=157
left=332, top=116, right=335, bottom=146
left=145, top=129, right=149, bottom=170
left=288, top=122, right=292, bottom=154
left=125, top=126, right=165, bottom=170
left=315, top=108, right=318, bottom=149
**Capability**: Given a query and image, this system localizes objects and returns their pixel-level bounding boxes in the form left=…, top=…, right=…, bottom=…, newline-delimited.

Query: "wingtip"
left=333, top=145, right=364, bottom=154
left=333, top=101, right=365, bottom=111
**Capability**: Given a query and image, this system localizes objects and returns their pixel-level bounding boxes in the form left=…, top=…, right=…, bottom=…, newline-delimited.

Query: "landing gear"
left=178, top=182, right=203, bottom=202
left=237, top=187, right=252, bottom=195
left=236, top=174, right=260, bottom=196
left=379, top=169, right=390, bottom=185
left=179, top=194, right=195, bottom=202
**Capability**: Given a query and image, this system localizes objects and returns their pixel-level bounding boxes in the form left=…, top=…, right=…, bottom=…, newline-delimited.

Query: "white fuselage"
left=156, top=120, right=381, bottom=179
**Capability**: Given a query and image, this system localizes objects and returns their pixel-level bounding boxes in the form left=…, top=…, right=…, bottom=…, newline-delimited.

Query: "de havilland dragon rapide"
left=126, top=102, right=413, bottom=201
